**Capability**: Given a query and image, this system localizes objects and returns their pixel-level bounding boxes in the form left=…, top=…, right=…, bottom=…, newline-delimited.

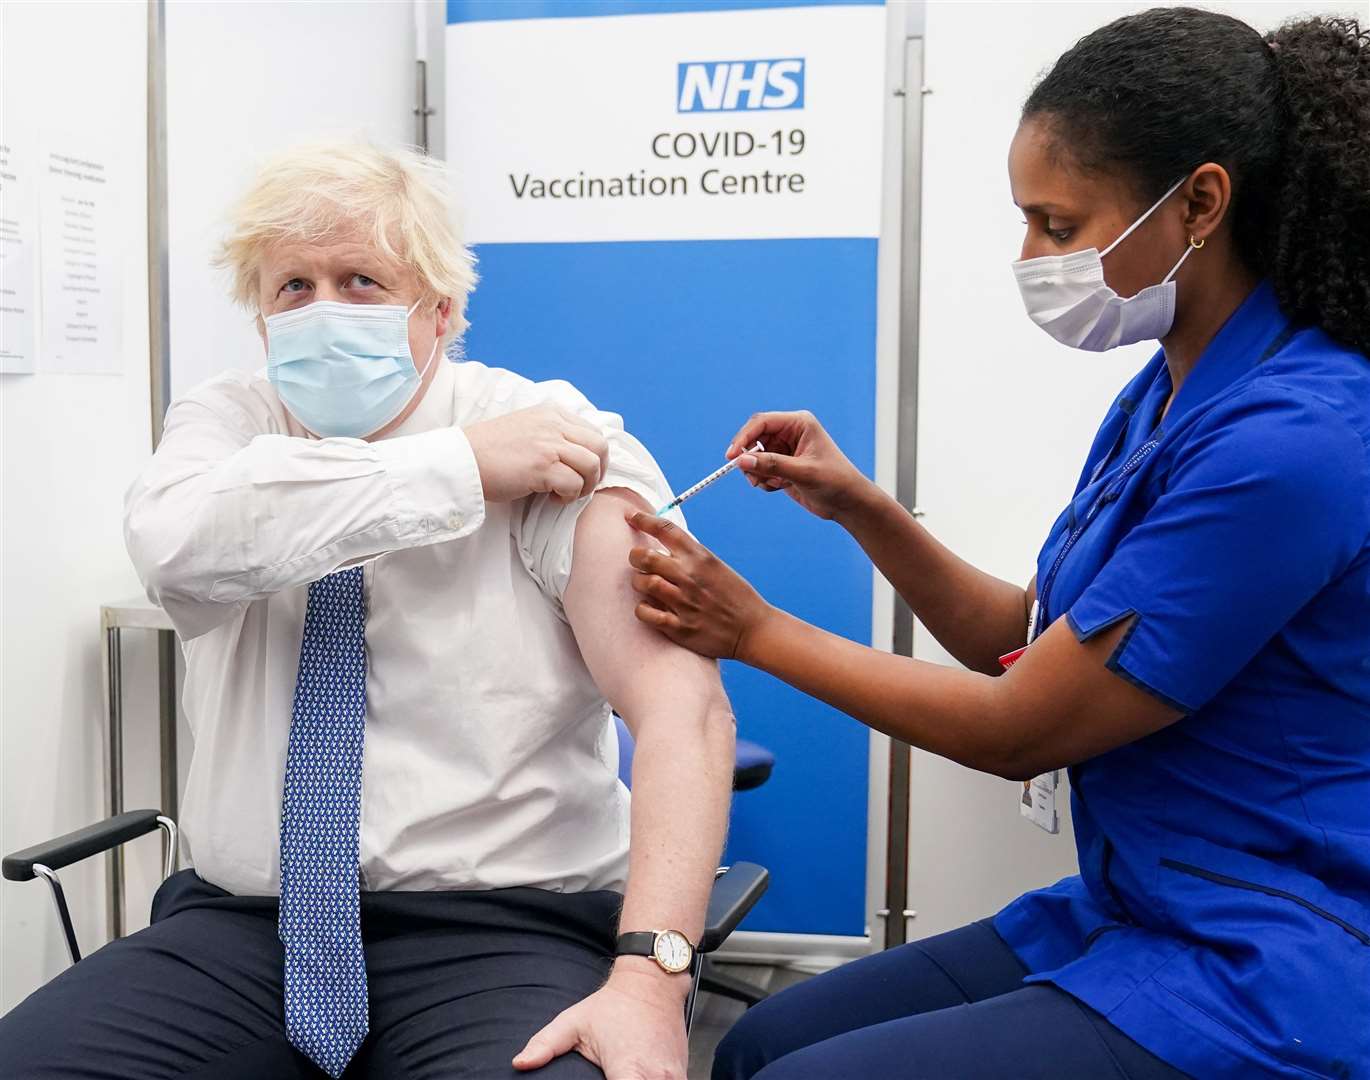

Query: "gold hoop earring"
left=1189, top=235, right=1205, bottom=250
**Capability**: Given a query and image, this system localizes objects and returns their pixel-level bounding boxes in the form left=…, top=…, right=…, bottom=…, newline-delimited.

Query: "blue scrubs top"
left=993, top=281, right=1370, bottom=1080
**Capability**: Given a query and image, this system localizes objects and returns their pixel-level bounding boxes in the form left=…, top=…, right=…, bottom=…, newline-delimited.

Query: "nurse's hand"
left=727, top=410, right=873, bottom=521
left=626, top=512, right=775, bottom=661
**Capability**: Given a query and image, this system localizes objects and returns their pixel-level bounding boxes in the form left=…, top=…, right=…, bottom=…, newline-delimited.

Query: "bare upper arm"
left=562, top=488, right=727, bottom=733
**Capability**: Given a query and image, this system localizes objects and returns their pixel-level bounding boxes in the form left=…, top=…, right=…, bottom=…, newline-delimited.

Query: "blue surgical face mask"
left=265, top=299, right=439, bottom=438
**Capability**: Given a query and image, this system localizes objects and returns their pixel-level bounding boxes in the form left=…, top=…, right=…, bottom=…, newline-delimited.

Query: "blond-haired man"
left=1, top=143, right=734, bottom=1080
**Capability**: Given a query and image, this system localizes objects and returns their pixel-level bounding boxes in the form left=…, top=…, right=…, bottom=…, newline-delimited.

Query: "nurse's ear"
left=1179, top=163, right=1232, bottom=248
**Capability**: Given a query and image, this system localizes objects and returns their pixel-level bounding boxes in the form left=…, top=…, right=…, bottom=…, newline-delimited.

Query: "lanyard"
left=1026, top=320, right=1301, bottom=644
left=1031, top=437, right=1160, bottom=639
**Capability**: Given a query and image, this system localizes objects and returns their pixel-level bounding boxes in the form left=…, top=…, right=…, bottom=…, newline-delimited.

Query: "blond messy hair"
left=215, top=141, right=478, bottom=340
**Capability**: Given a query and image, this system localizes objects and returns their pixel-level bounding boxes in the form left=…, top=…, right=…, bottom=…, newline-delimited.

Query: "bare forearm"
left=741, top=607, right=1024, bottom=773
left=512, top=695, right=731, bottom=1078
left=616, top=701, right=734, bottom=957
left=735, top=606, right=1174, bottom=781
left=836, top=482, right=1031, bottom=673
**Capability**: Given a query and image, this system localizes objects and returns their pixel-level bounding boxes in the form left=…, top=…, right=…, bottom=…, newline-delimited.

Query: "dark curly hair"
left=1023, top=7, right=1370, bottom=356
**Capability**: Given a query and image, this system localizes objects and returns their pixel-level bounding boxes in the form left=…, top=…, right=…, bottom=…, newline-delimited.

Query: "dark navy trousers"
left=712, top=919, right=1192, bottom=1080
left=1, top=870, right=620, bottom=1079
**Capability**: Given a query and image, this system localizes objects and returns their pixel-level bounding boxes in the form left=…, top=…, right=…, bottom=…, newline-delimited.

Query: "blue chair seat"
left=732, top=739, right=775, bottom=792
left=614, top=715, right=774, bottom=792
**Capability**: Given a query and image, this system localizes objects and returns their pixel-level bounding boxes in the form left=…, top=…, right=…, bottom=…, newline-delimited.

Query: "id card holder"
left=999, top=601, right=1060, bottom=835
left=1018, top=771, right=1060, bottom=834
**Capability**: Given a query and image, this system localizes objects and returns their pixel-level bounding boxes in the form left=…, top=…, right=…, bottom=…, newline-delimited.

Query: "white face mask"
left=1012, top=175, right=1198, bottom=352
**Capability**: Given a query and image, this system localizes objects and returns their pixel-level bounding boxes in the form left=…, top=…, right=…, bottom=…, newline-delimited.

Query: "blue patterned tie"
left=279, top=567, right=369, bottom=1077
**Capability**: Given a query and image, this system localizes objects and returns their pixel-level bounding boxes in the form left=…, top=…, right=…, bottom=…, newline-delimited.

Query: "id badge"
left=1000, top=600, right=1059, bottom=834
left=1019, top=771, right=1059, bottom=834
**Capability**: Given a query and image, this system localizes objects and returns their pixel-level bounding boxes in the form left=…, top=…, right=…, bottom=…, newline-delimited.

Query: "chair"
left=613, top=714, right=776, bottom=794
left=4, top=808, right=769, bottom=1031
left=614, top=714, right=775, bottom=1008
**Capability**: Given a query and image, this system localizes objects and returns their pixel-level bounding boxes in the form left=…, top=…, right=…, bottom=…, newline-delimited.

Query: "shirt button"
left=448, top=511, right=463, bottom=529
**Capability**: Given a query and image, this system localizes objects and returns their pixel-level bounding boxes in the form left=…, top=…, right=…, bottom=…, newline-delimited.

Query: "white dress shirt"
left=124, top=357, right=677, bottom=898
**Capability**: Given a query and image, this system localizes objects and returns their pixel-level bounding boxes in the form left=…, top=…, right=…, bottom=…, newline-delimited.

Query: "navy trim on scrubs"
left=994, top=281, right=1370, bottom=1080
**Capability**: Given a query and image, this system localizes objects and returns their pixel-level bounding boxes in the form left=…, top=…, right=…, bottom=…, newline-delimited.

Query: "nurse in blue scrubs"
left=626, top=9, right=1370, bottom=1080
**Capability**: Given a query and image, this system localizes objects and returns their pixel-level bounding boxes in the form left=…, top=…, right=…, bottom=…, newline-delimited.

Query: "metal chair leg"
left=156, top=816, right=178, bottom=881
left=699, top=963, right=769, bottom=1007
left=104, top=626, right=126, bottom=940
left=31, top=864, right=81, bottom=965
left=684, top=957, right=704, bottom=1033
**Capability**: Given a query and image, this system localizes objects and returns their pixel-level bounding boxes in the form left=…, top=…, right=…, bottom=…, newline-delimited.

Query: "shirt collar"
left=383, top=352, right=457, bottom=439
left=1160, top=279, right=1288, bottom=431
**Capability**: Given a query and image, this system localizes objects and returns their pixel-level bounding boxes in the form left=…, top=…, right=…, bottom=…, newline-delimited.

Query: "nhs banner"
left=448, top=0, right=885, bottom=941
left=677, top=58, right=805, bottom=112
left=446, top=0, right=883, bottom=244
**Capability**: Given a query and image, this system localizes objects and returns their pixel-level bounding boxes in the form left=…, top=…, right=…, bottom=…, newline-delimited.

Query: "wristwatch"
left=615, top=929, right=698, bottom=975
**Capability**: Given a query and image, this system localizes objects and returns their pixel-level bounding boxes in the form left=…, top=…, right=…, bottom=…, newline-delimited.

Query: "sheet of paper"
left=40, top=142, right=121, bottom=374
left=0, top=136, right=38, bottom=373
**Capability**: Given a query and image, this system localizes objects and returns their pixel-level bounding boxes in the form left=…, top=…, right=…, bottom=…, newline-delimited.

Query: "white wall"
left=0, top=0, right=160, bottom=1011
left=2, top=0, right=419, bottom=1013
left=907, top=0, right=1355, bottom=938
left=166, top=0, right=416, bottom=397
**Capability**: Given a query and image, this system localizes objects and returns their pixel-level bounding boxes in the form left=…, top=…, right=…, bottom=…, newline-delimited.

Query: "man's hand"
left=512, top=966, right=687, bottom=1079
left=464, top=405, right=610, bottom=503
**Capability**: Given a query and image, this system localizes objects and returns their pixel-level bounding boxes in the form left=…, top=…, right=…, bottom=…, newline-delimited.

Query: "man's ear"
left=435, top=297, right=453, bottom=340
left=256, top=313, right=267, bottom=350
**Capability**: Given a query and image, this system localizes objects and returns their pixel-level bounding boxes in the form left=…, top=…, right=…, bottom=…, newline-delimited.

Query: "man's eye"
left=349, top=274, right=379, bottom=289
left=280, top=278, right=308, bottom=294
left=1047, top=226, right=1074, bottom=243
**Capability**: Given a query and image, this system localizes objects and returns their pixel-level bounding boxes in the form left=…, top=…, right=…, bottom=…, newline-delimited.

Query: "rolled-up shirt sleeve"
left=512, top=382, right=682, bottom=616
left=1067, top=388, right=1369, bottom=714
left=124, top=372, right=486, bottom=639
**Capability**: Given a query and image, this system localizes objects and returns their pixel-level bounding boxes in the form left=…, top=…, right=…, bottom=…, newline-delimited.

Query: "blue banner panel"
left=449, top=0, right=881, bottom=24
left=463, top=237, right=874, bottom=935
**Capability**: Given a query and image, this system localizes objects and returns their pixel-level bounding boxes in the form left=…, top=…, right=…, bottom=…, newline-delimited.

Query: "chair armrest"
left=3, top=810, right=164, bottom=881
left=700, top=862, right=769, bottom=953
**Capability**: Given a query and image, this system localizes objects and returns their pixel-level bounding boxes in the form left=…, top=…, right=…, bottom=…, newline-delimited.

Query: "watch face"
left=653, top=930, right=693, bottom=974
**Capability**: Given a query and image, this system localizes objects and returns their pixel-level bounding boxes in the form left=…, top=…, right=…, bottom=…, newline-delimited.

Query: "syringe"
left=655, top=442, right=764, bottom=516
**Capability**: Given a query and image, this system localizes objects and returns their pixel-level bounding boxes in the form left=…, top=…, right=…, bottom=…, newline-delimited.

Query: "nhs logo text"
left=677, top=59, right=805, bottom=113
